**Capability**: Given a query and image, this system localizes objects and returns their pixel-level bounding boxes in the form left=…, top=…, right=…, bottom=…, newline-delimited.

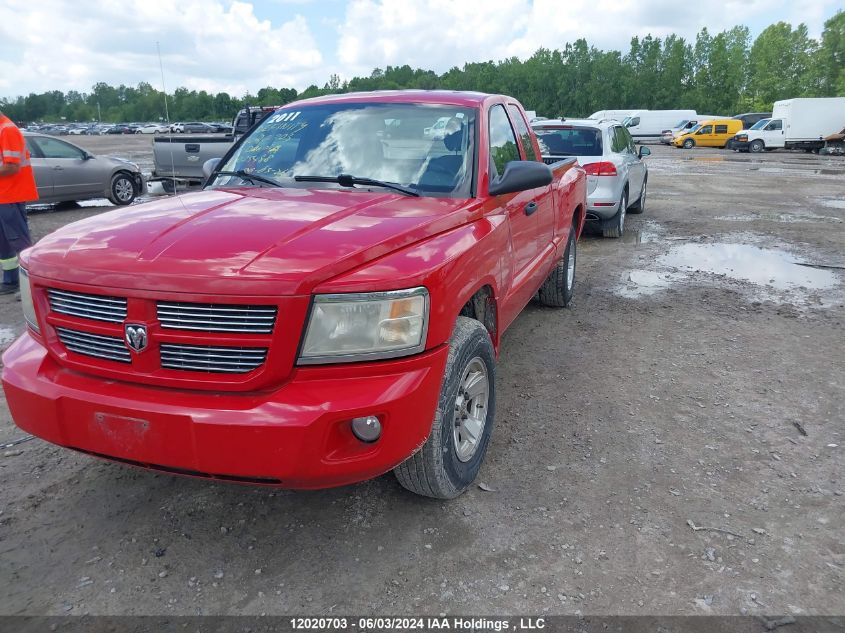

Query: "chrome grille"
left=157, top=302, right=277, bottom=333
left=48, top=289, right=127, bottom=323
left=160, top=344, right=268, bottom=373
left=56, top=327, right=131, bottom=363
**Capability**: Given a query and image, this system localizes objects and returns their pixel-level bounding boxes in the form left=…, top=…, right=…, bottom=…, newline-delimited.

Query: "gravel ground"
left=0, top=138, right=843, bottom=616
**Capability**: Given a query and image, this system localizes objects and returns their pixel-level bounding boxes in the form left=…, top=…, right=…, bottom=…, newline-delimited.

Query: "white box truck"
left=622, top=110, right=698, bottom=140
left=732, top=97, right=845, bottom=153
left=588, top=109, right=641, bottom=122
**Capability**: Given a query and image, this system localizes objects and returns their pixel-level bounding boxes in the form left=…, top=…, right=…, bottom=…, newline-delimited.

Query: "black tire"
left=108, top=172, right=137, bottom=206
left=629, top=177, right=647, bottom=214
left=602, top=190, right=627, bottom=238
left=683, top=138, right=695, bottom=149
left=749, top=140, right=764, bottom=153
left=394, top=317, right=496, bottom=499
left=538, top=226, right=576, bottom=307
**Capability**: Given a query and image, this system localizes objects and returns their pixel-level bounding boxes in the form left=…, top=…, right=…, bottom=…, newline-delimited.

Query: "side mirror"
left=638, top=146, right=651, bottom=158
left=489, top=161, right=552, bottom=196
left=84, top=153, right=94, bottom=160
left=202, top=158, right=221, bottom=179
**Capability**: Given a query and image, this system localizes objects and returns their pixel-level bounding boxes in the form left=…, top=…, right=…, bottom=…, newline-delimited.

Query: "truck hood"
left=25, top=187, right=477, bottom=295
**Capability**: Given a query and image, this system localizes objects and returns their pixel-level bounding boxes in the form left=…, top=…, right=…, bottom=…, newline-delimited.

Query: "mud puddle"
left=715, top=211, right=842, bottom=224
left=618, top=241, right=841, bottom=304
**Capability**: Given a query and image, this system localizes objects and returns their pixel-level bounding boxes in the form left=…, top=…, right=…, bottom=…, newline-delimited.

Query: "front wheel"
left=749, top=140, right=764, bottom=153
left=394, top=317, right=496, bottom=499
left=108, top=172, right=137, bottom=206
left=538, top=226, right=576, bottom=307
left=683, top=138, right=695, bottom=149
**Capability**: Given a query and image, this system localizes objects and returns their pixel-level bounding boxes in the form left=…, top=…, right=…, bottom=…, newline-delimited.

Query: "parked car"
left=106, top=124, right=134, bottom=135
left=5, top=91, right=586, bottom=499
left=22, top=132, right=144, bottom=206
left=182, top=122, right=213, bottom=134
left=673, top=119, right=743, bottom=149
left=533, top=118, right=649, bottom=238
left=205, top=122, right=233, bottom=133
left=659, top=116, right=723, bottom=144
left=136, top=124, right=170, bottom=134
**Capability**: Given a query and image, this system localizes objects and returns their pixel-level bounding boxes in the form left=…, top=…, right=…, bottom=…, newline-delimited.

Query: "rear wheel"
left=602, top=190, right=627, bottom=238
left=749, top=140, right=764, bottom=153
left=108, top=172, right=137, bottom=206
left=538, top=226, right=576, bottom=307
left=394, top=317, right=496, bottom=499
left=682, top=138, right=695, bottom=149
left=629, top=178, right=646, bottom=214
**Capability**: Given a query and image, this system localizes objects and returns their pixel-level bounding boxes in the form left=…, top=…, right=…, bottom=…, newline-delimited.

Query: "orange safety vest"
left=0, top=115, right=38, bottom=204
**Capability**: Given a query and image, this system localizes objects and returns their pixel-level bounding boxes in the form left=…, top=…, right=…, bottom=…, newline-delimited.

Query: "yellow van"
left=673, top=119, right=743, bottom=149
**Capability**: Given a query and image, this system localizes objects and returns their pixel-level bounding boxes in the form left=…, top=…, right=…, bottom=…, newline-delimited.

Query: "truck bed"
left=152, top=135, right=234, bottom=183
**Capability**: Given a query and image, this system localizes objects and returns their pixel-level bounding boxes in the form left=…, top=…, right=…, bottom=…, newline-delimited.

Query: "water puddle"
left=715, top=212, right=842, bottom=225
left=659, top=243, right=838, bottom=290
left=618, top=242, right=841, bottom=305
left=818, top=198, right=845, bottom=209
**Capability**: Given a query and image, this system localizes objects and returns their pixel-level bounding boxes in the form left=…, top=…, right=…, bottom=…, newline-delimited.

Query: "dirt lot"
left=0, top=138, right=843, bottom=616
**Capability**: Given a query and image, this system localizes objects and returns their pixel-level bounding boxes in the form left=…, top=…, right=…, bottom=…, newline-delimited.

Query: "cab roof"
left=288, top=90, right=504, bottom=108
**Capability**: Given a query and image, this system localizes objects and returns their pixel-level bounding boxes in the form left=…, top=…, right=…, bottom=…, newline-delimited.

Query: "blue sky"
left=0, top=0, right=841, bottom=98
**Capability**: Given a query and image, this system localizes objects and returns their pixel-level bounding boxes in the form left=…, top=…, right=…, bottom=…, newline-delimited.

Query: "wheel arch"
left=457, top=284, right=499, bottom=352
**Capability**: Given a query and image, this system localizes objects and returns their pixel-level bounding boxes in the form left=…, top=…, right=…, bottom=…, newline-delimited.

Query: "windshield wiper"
left=213, top=170, right=283, bottom=188
left=294, top=173, right=419, bottom=197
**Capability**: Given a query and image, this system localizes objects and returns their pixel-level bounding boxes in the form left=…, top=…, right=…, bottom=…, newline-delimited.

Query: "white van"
left=623, top=110, right=698, bottom=140
left=588, top=110, right=641, bottom=122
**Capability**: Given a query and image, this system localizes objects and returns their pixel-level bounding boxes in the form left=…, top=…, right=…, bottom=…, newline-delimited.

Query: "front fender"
left=313, top=215, right=510, bottom=351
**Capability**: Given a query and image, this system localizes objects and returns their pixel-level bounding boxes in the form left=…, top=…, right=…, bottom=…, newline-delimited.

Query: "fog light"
left=351, top=415, right=382, bottom=443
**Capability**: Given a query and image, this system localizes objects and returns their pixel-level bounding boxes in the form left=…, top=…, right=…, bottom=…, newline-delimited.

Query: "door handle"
left=524, top=201, right=538, bottom=216
left=52, top=166, right=64, bottom=170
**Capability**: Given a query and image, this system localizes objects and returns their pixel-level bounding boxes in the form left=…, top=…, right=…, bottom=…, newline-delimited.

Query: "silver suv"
left=531, top=118, right=650, bottom=238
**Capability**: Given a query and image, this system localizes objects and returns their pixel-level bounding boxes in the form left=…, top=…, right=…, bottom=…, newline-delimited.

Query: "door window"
left=715, top=124, right=728, bottom=134
left=31, top=137, right=85, bottom=159
left=766, top=120, right=782, bottom=131
left=488, top=105, right=520, bottom=179
left=507, top=104, right=537, bottom=161
left=697, top=125, right=713, bottom=135
left=619, top=126, right=637, bottom=154
left=610, top=127, right=627, bottom=153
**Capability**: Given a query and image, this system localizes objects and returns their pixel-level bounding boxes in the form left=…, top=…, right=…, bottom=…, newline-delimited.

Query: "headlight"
left=19, top=268, right=39, bottom=333
left=299, top=287, right=429, bottom=364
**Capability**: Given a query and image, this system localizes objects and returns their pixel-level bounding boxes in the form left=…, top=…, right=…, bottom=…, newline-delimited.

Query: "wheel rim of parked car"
left=114, top=178, right=134, bottom=202
left=566, top=240, right=576, bottom=292
left=453, top=357, right=489, bottom=462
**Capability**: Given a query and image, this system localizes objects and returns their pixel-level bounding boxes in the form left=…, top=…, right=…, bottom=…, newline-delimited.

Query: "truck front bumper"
left=731, top=140, right=751, bottom=151
left=2, top=334, right=448, bottom=489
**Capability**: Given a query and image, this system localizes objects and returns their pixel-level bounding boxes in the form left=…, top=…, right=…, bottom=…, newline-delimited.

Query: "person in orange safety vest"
left=0, top=111, right=38, bottom=294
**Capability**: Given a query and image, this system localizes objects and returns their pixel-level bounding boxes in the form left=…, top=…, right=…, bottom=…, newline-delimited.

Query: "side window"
left=488, top=104, right=520, bottom=179
left=698, top=125, right=713, bottom=134
left=31, top=137, right=85, bottom=159
left=507, top=104, right=537, bottom=161
left=715, top=124, right=728, bottom=134
left=767, top=120, right=782, bottom=131
left=620, top=127, right=636, bottom=154
left=610, top=127, right=626, bottom=153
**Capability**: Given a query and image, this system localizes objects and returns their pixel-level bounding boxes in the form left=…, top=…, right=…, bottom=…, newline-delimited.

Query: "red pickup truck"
left=3, top=91, right=586, bottom=498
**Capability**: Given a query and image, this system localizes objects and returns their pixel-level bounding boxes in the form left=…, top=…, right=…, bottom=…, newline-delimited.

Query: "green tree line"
left=2, top=13, right=843, bottom=124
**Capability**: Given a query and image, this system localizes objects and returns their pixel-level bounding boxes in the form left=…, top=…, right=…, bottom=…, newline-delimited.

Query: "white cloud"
left=0, top=0, right=836, bottom=99
left=0, top=0, right=322, bottom=97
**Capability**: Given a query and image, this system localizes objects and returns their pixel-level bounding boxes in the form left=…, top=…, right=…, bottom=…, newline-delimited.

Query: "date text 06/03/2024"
left=289, top=617, right=546, bottom=631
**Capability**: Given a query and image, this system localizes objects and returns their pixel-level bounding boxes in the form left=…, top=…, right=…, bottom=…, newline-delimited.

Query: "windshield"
left=215, top=103, right=476, bottom=198
left=688, top=123, right=702, bottom=134
left=749, top=118, right=770, bottom=130
left=534, top=127, right=602, bottom=157
left=674, top=120, right=689, bottom=129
